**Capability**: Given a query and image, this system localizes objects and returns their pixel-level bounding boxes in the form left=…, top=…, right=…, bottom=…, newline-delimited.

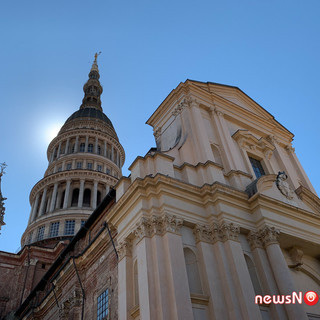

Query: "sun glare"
left=45, top=123, right=63, bottom=143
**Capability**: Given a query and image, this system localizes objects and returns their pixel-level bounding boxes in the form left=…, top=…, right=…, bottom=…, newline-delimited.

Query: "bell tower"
left=21, top=55, right=125, bottom=247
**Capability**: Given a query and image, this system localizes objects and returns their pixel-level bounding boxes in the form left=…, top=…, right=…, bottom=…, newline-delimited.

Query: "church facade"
left=1, top=59, right=320, bottom=320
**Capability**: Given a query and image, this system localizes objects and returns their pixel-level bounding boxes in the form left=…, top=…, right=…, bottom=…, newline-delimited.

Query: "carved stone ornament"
left=133, top=214, right=183, bottom=241
left=117, top=239, right=132, bottom=261
left=154, top=127, right=162, bottom=138
left=134, top=217, right=153, bottom=242
left=288, top=247, right=303, bottom=270
left=247, top=231, right=263, bottom=250
left=162, top=214, right=183, bottom=234
left=259, top=226, right=280, bottom=247
left=276, top=171, right=294, bottom=200
left=209, top=222, right=240, bottom=243
left=193, top=224, right=213, bottom=243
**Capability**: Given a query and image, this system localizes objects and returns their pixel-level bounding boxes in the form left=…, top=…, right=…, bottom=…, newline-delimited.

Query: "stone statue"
left=276, top=171, right=294, bottom=200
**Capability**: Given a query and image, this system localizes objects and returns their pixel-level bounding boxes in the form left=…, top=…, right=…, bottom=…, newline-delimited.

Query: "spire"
left=80, top=52, right=103, bottom=111
left=0, top=163, right=7, bottom=233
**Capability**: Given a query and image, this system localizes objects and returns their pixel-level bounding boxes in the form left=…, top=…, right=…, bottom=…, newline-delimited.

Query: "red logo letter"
left=304, top=291, right=319, bottom=306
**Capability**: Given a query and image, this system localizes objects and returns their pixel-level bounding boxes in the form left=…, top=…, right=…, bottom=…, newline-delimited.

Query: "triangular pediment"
left=189, top=80, right=273, bottom=120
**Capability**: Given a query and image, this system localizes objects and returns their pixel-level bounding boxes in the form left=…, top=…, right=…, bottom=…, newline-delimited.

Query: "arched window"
left=97, top=191, right=101, bottom=206
left=80, top=143, right=85, bottom=152
left=71, top=188, right=79, bottom=207
left=83, top=189, right=91, bottom=207
left=88, top=143, right=94, bottom=153
left=60, top=190, right=65, bottom=208
left=244, top=254, right=262, bottom=295
left=184, top=247, right=202, bottom=294
left=133, top=260, right=139, bottom=306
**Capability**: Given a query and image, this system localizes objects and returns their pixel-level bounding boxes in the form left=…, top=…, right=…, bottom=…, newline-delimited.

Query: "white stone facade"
left=109, top=80, right=320, bottom=319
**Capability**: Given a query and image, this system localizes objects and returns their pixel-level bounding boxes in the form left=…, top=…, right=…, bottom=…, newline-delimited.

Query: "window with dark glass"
left=77, top=161, right=82, bottom=169
left=83, top=189, right=91, bottom=207
left=71, top=188, right=79, bottom=207
left=249, top=157, right=265, bottom=179
left=66, top=163, right=72, bottom=170
left=97, top=165, right=102, bottom=172
left=87, top=162, right=93, bottom=170
left=37, top=226, right=45, bottom=241
left=97, top=289, right=109, bottom=320
left=49, top=222, right=60, bottom=237
left=64, top=220, right=75, bottom=235
left=88, top=143, right=94, bottom=153
left=80, top=143, right=85, bottom=152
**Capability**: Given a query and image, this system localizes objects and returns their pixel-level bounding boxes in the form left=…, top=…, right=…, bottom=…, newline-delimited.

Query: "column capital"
left=218, top=222, right=240, bottom=242
left=259, top=226, right=280, bottom=247
left=193, top=224, right=213, bottom=244
left=134, top=217, right=153, bottom=242
left=162, top=213, right=183, bottom=235
left=117, top=239, right=132, bottom=261
left=247, top=231, right=264, bottom=250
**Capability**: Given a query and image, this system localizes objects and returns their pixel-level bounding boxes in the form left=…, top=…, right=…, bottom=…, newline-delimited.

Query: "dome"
left=64, top=107, right=114, bottom=128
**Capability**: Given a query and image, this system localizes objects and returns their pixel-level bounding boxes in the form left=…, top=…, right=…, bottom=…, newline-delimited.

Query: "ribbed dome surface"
left=65, top=107, right=114, bottom=128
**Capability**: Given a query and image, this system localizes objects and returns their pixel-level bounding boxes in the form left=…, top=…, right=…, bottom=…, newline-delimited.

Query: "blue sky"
left=0, top=0, right=319, bottom=252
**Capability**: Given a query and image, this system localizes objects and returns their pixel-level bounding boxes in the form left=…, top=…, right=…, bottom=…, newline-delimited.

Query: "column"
left=259, top=226, right=308, bottom=320
left=218, top=223, right=262, bottom=320
left=57, top=142, right=62, bottom=158
left=50, top=148, right=55, bottom=162
left=65, top=138, right=70, bottom=154
left=85, top=136, right=89, bottom=152
left=161, top=215, right=194, bottom=319
left=95, top=137, right=98, bottom=154
left=38, top=187, right=48, bottom=216
left=134, top=219, right=159, bottom=320
left=63, top=180, right=71, bottom=209
left=49, top=183, right=59, bottom=212
left=193, top=225, right=227, bottom=319
left=75, top=136, right=79, bottom=152
left=117, top=239, right=133, bottom=320
left=210, top=109, right=238, bottom=172
left=78, top=179, right=85, bottom=207
left=105, top=185, right=110, bottom=197
left=187, top=99, right=214, bottom=163
left=247, top=232, right=287, bottom=320
left=286, top=145, right=316, bottom=194
left=210, top=224, right=249, bottom=319
left=104, top=140, right=107, bottom=157
left=92, top=181, right=98, bottom=209
left=30, top=193, right=40, bottom=222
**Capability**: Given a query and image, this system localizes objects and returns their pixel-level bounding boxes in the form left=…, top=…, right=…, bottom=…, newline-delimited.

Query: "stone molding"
left=193, top=225, right=213, bottom=244
left=117, top=239, right=132, bottom=261
left=172, top=97, right=199, bottom=117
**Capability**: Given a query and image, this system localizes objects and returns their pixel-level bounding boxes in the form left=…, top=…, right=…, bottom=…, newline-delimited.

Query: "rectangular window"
left=97, top=289, right=109, bottom=320
left=97, top=165, right=102, bottom=172
left=37, top=226, right=45, bottom=241
left=87, top=163, right=93, bottom=170
left=81, top=220, right=86, bottom=227
left=249, top=157, right=265, bottom=179
left=77, top=162, right=82, bottom=169
left=64, top=220, right=75, bottom=235
left=49, top=222, right=60, bottom=237
left=57, top=167, right=62, bottom=172
left=106, top=168, right=110, bottom=175
left=66, top=163, right=72, bottom=170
